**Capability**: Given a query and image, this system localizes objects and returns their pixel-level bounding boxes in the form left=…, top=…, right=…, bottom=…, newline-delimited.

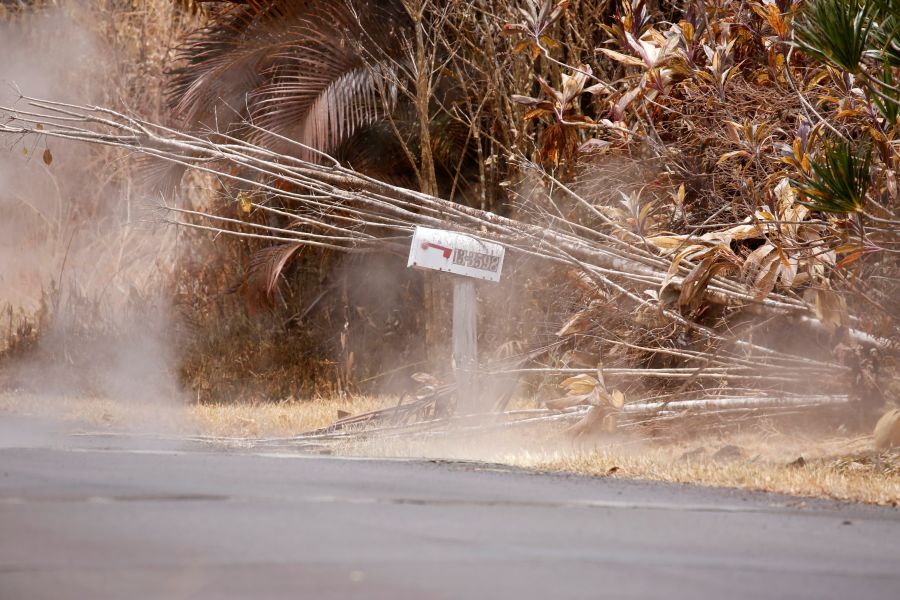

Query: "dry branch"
left=0, top=96, right=885, bottom=429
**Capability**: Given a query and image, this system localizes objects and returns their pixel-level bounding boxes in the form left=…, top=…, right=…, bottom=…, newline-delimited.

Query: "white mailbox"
left=407, top=226, right=505, bottom=283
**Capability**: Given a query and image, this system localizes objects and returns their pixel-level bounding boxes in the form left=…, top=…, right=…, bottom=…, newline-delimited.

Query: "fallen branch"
left=0, top=97, right=885, bottom=419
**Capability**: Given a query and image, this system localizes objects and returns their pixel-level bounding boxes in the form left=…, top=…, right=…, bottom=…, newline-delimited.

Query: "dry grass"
left=509, top=435, right=900, bottom=507
left=0, top=392, right=176, bottom=429
left=188, top=396, right=392, bottom=438
left=2, top=391, right=898, bottom=505
left=0, top=391, right=392, bottom=438
left=341, top=419, right=900, bottom=506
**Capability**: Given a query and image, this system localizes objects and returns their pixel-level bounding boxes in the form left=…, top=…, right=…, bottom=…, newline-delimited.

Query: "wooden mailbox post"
left=407, top=226, right=505, bottom=415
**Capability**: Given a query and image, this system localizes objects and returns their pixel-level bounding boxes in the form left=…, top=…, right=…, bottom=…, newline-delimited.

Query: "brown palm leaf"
left=247, top=242, right=303, bottom=300
left=167, top=0, right=409, bottom=158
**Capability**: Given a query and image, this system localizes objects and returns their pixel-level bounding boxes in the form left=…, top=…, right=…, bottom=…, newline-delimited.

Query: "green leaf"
left=871, top=59, right=900, bottom=123
left=795, top=139, right=872, bottom=214
left=795, top=0, right=875, bottom=73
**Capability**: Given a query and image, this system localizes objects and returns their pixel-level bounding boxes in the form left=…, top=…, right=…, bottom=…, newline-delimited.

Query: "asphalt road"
left=1, top=418, right=899, bottom=600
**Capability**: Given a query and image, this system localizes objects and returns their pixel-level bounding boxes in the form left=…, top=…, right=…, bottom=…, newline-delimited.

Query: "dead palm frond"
left=167, top=0, right=409, bottom=158
left=166, top=0, right=481, bottom=194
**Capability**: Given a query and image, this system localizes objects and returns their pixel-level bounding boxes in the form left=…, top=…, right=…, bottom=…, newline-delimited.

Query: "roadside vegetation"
left=4, top=389, right=898, bottom=505
left=0, top=0, right=898, bottom=503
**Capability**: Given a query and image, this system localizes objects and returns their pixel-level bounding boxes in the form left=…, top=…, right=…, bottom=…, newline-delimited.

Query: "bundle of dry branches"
left=1, top=92, right=888, bottom=435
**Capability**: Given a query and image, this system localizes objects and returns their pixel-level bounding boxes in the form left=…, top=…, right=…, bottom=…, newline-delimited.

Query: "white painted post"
left=407, top=226, right=504, bottom=416
left=452, top=278, right=478, bottom=414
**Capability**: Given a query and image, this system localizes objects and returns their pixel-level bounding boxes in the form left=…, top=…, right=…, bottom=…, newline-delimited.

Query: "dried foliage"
left=505, top=0, right=899, bottom=432
left=2, top=0, right=899, bottom=434
left=167, top=0, right=406, bottom=155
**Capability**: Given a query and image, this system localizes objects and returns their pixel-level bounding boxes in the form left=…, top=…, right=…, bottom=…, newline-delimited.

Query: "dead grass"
left=0, top=392, right=168, bottom=429
left=339, top=420, right=900, bottom=506
left=0, top=391, right=392, bottom=438
left=2, top=392, right=897, bottom=505
left=508, top=435, right=900, bottom=507
left=188, top=396, right=392, bottom=438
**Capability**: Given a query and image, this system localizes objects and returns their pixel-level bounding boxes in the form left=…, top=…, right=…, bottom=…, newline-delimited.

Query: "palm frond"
left=167, top=0, right=408, bottom=159
left=167, top=1, right=294, bottom=129
left=871, top=60, right=900, bottom=122
left=796, top=139, right=872, bottom=214
left=795, top=0, right=874, bottom=73
left=867, top=0, right=900, bottom=69
left=165, top=0, right=484, bottom=201
left=247, top=22, right=397, bottom=157
left=247, top=242, right=303, bottom=300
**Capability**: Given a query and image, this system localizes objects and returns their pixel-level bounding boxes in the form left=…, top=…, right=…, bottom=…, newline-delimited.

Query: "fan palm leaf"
left=795, top=0, right=874, bottom=74
left=796, top=139, right=873, bottom=214
left=871, top=60, right=899, bottom=122
left=167, top=1, right=289, bottom=129
left=165, top=0, right=482, bottom=202
left=168, top=0, right=408, bottom=158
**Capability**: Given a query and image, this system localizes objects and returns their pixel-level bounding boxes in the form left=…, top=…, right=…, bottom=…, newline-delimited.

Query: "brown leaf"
left=716, top=149, right=749, bottom=165
left=659, top=244, right=705, bottom=292
left=678, top=256, right=720, bottom=310
left=874, top=409, right=900, bottom=452
left=523, top=107, right=552, bottom=121
left=613, top=86, right=642, bottom=118
left=741, top=243, right=775, bottom=281
left=560, top=374, right=599, bottom=395
left=814, top=288, right=848, bottom=334
left=510, top=94, right=545, bottom=107
left=556, top=309, right=591, bottom=337
left=537, top=122, right=580, bottom=167
left=599, top=48, right=645, bottom=67
left=583, top=82, right=610, bottom=95
left=545, top=393, right=590, bottom=410
left=513, top=39, right=534, bottom=56
left=610, top=389, right=625, bottom=409
left=752, top=254, right=781, bottom=301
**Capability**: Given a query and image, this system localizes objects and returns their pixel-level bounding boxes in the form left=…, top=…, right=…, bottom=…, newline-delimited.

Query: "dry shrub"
left=502, top=0, right=899, bottom=425
left=2, top=0, right=897, bottom=424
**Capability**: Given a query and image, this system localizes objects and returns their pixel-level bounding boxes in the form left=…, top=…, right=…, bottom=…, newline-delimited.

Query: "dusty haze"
left=0, top=4, right=184, bottom=420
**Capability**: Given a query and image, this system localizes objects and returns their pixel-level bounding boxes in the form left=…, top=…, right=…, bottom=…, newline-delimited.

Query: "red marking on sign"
left=421, top=241, right=452, bottom=259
